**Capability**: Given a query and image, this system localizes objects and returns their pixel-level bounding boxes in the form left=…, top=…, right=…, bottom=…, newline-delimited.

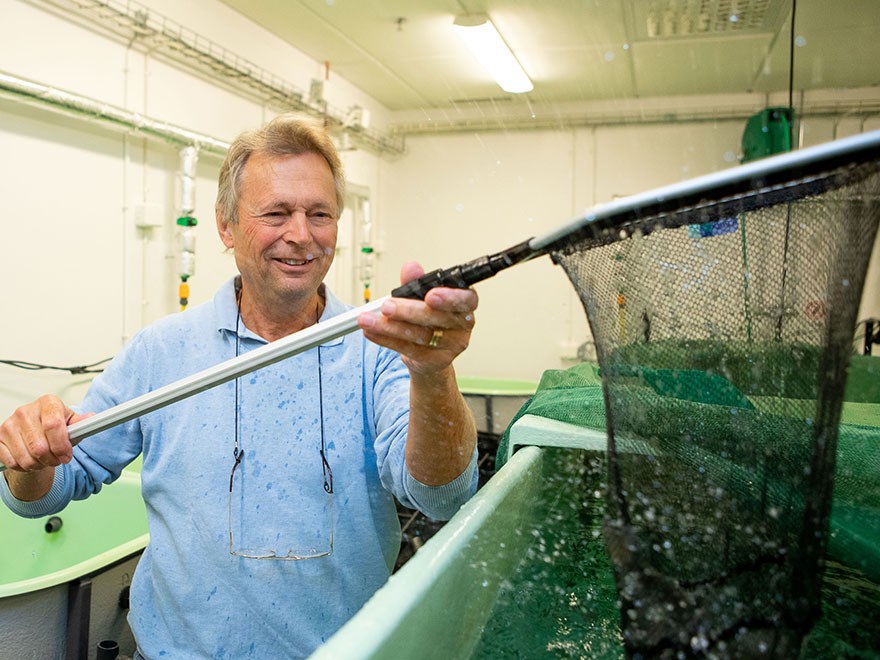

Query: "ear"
left=216, top=207, right=235, bottom=249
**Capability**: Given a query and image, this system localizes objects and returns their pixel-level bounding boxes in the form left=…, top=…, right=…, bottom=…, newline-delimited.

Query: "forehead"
left=240, top=151, right=336, bottom=205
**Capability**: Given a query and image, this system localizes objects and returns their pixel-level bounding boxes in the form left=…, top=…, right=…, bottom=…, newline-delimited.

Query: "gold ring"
left=428, top=328, right=443, bottom=348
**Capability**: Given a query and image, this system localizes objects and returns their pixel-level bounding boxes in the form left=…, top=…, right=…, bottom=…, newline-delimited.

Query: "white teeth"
left=278, top=254, right=318, bottom=266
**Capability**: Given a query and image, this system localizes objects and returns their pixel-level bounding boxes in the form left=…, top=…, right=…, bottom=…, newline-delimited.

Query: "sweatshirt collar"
left=214, top=276, right=349, bottom=346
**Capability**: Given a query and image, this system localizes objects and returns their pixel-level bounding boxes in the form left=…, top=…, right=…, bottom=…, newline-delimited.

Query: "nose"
left=281, top=212, right=312, bottom=244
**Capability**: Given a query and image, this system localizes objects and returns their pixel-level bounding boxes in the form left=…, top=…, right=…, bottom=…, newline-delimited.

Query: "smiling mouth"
left=276, top=255, right=317, bottom=266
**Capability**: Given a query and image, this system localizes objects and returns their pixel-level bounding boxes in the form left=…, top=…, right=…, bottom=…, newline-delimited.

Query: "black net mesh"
left=550, top=161, right=880, bottom=657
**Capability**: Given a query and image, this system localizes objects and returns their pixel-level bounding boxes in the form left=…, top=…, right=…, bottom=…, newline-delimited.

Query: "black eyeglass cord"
left=230, top=287, right=245, bottom=493
left=229, top=287, right=332, bottom=494
left=318, top=345, right=333, bottom=494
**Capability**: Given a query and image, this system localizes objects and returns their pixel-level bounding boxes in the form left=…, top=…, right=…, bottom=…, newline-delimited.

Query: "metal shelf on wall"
left=31, top=0, right=406, bottom=156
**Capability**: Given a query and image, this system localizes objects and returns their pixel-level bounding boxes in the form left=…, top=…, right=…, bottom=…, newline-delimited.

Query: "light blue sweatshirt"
left=1, top=278, right=478, bottom=658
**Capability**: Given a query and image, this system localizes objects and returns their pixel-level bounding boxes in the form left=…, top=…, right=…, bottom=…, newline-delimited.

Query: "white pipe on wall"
left=0, top=71, right=230, bottom=155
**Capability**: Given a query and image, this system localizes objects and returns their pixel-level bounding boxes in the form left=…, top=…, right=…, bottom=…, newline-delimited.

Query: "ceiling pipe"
left=0, top=71, right=231, bottom=156
left=391, top=102, right=880, bottom=135
left=18, top=0, right=404, bottom=156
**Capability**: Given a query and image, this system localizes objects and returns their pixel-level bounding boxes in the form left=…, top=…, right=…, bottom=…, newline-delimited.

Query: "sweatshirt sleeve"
left=369, top=344, right=478, bottom=521
left=0, top=465, right=71, bottom=518
left=1, top=328, right=151, bottom=519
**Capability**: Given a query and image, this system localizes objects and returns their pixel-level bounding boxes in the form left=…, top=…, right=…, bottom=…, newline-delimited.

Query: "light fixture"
left=453, top=14, right=533, bottom=94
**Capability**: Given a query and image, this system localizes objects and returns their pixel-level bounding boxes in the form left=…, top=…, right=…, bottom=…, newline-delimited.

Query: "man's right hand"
left=0, top=395, right=87, bottom=501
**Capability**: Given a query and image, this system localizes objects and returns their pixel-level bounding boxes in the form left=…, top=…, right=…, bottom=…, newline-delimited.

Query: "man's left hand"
left=357, top=261, right=478, bottom=376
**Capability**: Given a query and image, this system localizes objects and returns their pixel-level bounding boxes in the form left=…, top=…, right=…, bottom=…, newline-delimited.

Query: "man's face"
left=217, top=151, right=339, bottom=308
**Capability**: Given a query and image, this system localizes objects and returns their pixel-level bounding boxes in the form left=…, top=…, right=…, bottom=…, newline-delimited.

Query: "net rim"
left=531, top=129, right=880, bottom=253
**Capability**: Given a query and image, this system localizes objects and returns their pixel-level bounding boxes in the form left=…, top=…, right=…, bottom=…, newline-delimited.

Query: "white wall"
left=0, top=0, right=387, bottom=417
left=379, top=114, right=880, bottom=382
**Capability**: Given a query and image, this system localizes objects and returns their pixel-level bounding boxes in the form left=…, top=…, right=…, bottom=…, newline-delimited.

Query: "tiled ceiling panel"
left=219, top=0, right=880, bottom=110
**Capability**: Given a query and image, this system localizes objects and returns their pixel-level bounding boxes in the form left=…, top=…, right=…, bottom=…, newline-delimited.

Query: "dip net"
left=546, top=155, right=880, bottom=656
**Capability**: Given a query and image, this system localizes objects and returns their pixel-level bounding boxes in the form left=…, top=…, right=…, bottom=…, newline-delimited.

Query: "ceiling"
left=218, top=0, right=880, bottom=113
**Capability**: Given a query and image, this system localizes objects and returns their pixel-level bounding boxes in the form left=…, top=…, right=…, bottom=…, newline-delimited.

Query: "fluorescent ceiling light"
left=453, top=14, right=533, bottom=94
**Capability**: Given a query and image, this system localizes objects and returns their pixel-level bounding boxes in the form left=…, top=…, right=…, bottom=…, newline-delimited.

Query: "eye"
left=258, top=211, right=288, bottom=225
left=309, top=210, right=336, bottom=224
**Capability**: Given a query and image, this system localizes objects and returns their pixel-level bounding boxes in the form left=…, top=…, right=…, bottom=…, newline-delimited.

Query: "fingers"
left=357, top=293, right=478, bottom=378
left=356, top=260, right=480, bottom=374
left=0, top=395, right=75, bottom=472
left=380, top=293, right=477, bottom=331
left=359, top=286, right=478, bottom=345
left=361, top=310, right=471, bottom=351
left=424, top=285, right=480, bottom=315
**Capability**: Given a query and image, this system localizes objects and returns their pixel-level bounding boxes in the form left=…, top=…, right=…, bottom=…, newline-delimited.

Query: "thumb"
left=400, top=261, right=425, bottom=285
left=67, top=411, right=95, bottom=426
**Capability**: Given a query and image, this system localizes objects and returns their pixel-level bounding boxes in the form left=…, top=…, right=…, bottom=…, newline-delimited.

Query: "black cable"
left=788, top=0, right=797, bottom=148
left=776, top=0, right=798, bottom=341
left=0, top=357, right=111, bottom=375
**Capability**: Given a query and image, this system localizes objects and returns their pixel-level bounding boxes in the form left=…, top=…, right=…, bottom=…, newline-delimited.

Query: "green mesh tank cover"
left=512, top=160, right=880, bottom=657
left=498, top=357, right=880, bottom=578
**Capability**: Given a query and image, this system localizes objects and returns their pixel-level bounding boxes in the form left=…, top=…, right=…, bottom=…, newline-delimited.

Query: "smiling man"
left=217, top=147, right=339, bottom=340
left=0, top=114, right=479, bottom=658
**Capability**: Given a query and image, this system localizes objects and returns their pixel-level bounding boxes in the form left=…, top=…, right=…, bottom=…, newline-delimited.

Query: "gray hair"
left=216, top=114, right=345, bottom=224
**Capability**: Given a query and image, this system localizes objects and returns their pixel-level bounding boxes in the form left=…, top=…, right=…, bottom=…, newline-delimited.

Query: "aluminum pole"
left=0, top=298, right=387, bottom=473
